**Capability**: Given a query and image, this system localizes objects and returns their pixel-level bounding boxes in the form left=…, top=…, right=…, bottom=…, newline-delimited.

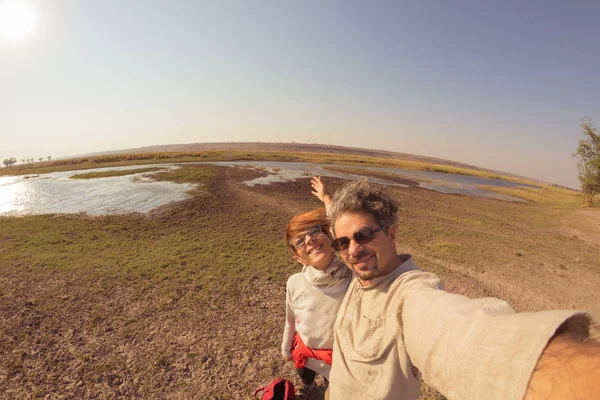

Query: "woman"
left=281, top=177, right=352, bottom=399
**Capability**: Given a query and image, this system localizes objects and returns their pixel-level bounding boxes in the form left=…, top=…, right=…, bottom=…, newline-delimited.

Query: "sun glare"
left=0, top=0, right=35, bottom=40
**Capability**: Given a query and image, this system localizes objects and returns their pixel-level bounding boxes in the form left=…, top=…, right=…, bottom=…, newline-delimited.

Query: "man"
left=326, top=180, right=599, bottom=400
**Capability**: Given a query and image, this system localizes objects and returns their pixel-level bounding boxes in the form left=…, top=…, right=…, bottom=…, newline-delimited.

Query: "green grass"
left=149, top=165, right=216, bottom=184
left=70, top=167, right=165, bottom=179
left=477, top=184, right=584, bottom=210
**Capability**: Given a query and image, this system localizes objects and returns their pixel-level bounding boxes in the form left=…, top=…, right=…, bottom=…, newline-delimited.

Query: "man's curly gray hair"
left=328, top=180, right=398, bottom=236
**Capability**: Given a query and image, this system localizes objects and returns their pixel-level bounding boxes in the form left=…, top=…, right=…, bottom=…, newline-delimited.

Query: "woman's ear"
left=294, top=254, right=303, bottom=264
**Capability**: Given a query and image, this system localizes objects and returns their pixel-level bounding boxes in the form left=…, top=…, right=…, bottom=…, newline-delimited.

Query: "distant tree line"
left=573, top=117, right=600, bottom=206
left=2, top=156, right=52, bottom=167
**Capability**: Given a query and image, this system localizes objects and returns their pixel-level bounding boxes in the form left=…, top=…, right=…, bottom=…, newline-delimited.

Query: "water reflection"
left=0, top=165, right=193, bottom=216
left=0, top=176, right=26, bottom=214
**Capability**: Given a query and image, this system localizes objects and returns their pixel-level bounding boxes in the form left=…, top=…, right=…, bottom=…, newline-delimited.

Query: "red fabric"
left=254, top=378, right=296, bottom=400
left=291, top=333, right=333, bottom=369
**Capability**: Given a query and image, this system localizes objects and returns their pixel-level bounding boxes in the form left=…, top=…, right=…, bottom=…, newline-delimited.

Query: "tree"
left=38, top=157, right=43, bottom=162
left=3, top=158, right=17, bottom=167
left=47, top=156, right=52, bottom=162
left=21, top=159, right=25, bottom=164
left=573, top=117, right=600, bottom=206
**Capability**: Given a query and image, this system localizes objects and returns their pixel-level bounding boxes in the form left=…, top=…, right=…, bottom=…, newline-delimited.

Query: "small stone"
left=106, top=374, right=123, bottom=387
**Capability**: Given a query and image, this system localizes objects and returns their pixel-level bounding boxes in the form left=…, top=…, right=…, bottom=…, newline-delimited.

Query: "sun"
left=0, top=0, right=35, bottom=40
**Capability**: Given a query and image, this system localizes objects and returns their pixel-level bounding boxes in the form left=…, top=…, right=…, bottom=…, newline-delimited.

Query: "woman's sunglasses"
left=331, top=226, right=387, bottom=252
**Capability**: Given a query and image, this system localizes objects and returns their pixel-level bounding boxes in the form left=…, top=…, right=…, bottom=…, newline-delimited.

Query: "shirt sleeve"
left=281, top=277, right=297, bottom=357
left=398, top=271, right=596, bottom=400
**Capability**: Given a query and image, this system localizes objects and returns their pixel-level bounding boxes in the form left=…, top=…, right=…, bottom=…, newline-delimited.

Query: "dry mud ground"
left=0, top=165, right=599, bottom=399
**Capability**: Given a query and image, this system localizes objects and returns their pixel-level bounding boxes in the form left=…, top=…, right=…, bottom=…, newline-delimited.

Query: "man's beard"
left=347, top=249, right=379, bottom=280
left=354, top=268, right=379, bottom=281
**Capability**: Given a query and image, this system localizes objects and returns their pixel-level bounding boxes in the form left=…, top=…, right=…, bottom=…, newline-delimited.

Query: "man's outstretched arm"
left=399, top=270, right=598, bottom=400
left=524, top=335, right=600, bottom=400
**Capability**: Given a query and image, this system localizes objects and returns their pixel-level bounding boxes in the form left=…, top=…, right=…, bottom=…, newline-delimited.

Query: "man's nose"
left=347, top=238, right=362, bottom=256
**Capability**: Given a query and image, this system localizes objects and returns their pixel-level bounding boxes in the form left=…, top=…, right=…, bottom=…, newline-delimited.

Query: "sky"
left=1, top=0, right=599, bottom=189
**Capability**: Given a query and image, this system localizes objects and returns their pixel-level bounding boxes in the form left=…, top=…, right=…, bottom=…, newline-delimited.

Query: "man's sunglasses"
left=290, top=225, right=323, bottom=250
left=331, top=226, right=387, bottom=252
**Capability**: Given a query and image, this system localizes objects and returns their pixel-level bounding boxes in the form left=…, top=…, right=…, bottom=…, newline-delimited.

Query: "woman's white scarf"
left=302, top=257, right=352, bottom=289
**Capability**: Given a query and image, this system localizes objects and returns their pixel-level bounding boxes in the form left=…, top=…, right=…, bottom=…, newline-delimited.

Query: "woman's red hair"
left=285, top=208, right=332, bottom=253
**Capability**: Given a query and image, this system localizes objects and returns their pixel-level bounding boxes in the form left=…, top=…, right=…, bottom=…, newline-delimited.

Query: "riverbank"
left=0, top=150, right=586, bottom=210
left=0, top=149, right=542, bottom=184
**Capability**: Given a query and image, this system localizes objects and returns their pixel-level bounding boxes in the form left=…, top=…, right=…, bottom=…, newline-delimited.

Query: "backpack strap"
left=254, top=378, right=295, bottom=400
left=253, top=387, right=265, bottom=399
left=284, top=380, right=296, bottom=400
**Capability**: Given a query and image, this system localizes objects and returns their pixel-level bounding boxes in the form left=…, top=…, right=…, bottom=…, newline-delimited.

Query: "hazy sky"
left=2, top=0, right=599, bottom=188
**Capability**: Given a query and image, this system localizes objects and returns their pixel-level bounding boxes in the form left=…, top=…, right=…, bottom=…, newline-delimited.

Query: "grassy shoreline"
left=3, top=149, right=585, bottom=209
left=70, top=167, right=166, bottom=179
left=477, top=184, right=588, bottom=209
left=0, top=149, right=560, bottom=187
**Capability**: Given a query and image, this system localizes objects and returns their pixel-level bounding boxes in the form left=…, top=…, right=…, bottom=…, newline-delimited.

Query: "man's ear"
left=387, top=224, right=397, bottom=242
left=293, top=254, right=303, bottom=264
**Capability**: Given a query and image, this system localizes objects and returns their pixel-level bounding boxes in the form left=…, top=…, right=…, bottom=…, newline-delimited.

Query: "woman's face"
left=291, top=225, right=335, bottom=270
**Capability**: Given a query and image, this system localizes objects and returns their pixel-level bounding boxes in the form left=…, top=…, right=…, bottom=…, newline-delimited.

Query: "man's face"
left=334, top=212, right=398, bottom=286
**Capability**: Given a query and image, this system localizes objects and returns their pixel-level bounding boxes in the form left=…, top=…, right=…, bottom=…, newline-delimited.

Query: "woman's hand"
left=311, top=176, right=332, bottom=209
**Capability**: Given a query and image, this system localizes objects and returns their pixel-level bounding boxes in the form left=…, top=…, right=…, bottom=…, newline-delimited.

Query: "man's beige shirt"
left=329, top=255, right=597, bottom=400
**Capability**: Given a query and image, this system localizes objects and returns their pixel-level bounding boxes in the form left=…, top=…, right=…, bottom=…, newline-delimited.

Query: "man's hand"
left=282, top=355, right=292, bottom=362
left=524, top=335, right=600, bottom=399
left=311, top=176, right=332, bottom=209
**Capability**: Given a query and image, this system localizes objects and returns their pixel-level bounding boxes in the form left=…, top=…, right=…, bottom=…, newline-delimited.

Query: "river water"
left=209, top=161, right=539, bottom=200
left=0, top=165, right=193, bottom=216
left=0, top=161, right=539, bottom=216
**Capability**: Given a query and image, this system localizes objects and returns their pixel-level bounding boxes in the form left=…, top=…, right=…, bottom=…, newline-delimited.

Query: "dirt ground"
left=0, top=165, right=598, bottom=399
